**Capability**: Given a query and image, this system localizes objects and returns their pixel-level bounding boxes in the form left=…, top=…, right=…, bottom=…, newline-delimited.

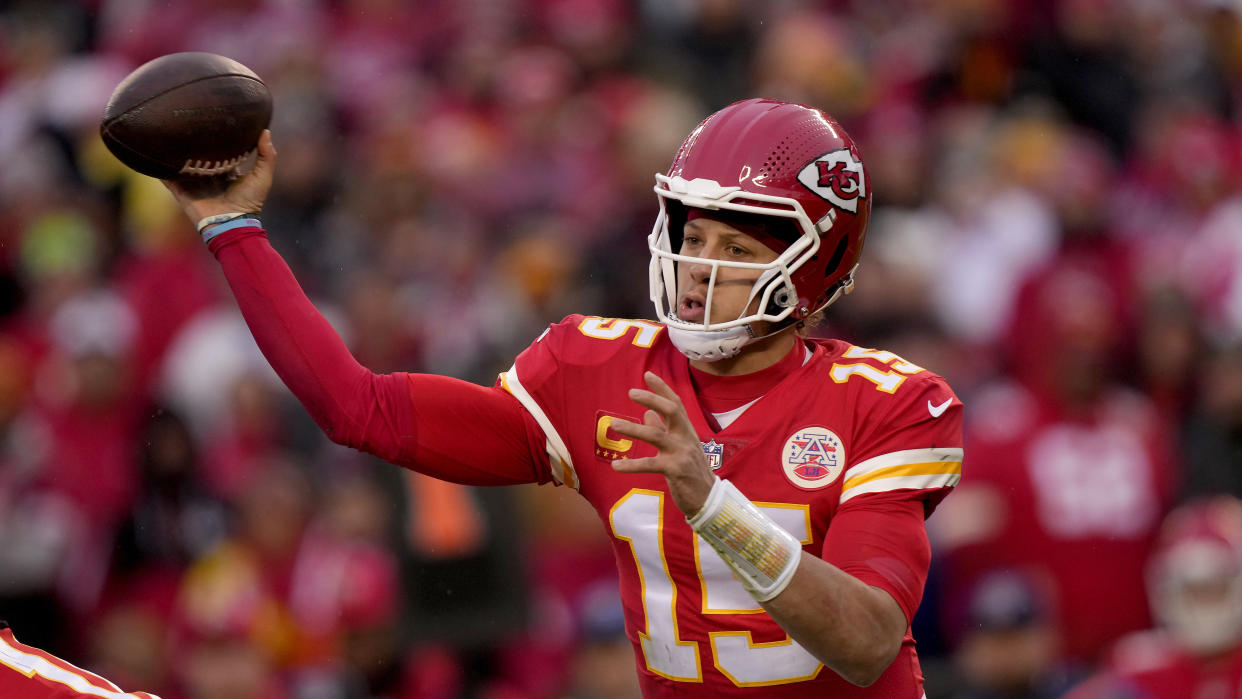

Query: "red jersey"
left=945, top=381, right=1175, bottom=661
left=499, top=315, right=963, bottom=697
left=0, top=627, right=159, bottom=698
left=1067, top=631, right=1242, bottom=699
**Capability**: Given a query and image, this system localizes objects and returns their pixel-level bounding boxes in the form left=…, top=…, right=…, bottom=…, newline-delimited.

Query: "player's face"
left=676, top=217, right=780, bottom=326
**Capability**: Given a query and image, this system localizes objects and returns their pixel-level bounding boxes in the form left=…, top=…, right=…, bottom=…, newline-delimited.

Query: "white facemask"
left=648, top=176, right=850, bottom=361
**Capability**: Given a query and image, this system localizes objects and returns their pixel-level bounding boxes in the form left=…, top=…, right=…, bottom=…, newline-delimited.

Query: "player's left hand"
left=608, top=371, right=716, bottom=517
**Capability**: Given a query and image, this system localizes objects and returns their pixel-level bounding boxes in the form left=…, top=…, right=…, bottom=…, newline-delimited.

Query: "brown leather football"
left=100, top=52, right=272, bottom=180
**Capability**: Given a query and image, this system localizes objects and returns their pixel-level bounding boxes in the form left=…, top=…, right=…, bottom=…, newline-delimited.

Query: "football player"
left=164, top=98, right=963, bottom=696
left=0, top=621, right=160, bottom=698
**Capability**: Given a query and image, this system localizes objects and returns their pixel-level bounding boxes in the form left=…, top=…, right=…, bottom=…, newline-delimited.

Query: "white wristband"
left=687, top=477, right=802, bottom=602
left=199, top=217, right=261, bottom=243
left=195, top=212, right=253, bottom=234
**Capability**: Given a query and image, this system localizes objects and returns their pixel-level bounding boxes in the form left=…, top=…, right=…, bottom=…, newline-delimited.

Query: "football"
left=100, top=52, right=272, bottom=180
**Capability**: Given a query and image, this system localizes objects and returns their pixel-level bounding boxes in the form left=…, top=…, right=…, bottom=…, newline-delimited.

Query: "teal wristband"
left=201, top=217, right=261, bottom=243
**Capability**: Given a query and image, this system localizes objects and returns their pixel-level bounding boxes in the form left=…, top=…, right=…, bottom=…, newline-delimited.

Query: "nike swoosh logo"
left=928, top=398, right=953, bottom=418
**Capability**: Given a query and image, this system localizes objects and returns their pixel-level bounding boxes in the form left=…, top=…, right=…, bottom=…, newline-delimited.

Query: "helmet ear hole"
left=822, top=235, right=850, bottom=280
left=774, top=285, right=795, bottom=308
left=765, top=282, right=797, bottom=316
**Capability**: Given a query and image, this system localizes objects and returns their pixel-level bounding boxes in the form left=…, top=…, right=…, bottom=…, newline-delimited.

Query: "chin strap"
left=667, top=319, right=800, bottom=361
left=666, top=323, right=754, bottom=361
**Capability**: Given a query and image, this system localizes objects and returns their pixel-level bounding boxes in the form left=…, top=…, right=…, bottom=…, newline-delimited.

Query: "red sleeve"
left=823, top=372, right=956, bottom=623
left=207, top=227, right=547, bottom=485
left=841, top=370, right=964, bottom=518
left=403, top=374, right=551, bottom=485
left=821, top=491, right=931, bottom=624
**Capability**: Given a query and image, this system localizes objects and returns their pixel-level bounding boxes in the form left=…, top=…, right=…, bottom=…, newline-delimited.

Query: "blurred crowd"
left=1, top=0, right=1241, bottom=697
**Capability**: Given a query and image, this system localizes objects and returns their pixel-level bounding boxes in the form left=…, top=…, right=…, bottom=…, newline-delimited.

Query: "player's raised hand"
left=608, top=371, right=717, bottom=517
left=163, top=129, right=277, bottom=226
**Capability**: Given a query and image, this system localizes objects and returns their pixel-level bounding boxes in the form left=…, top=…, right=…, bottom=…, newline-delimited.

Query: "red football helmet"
left=1147, top=495, right=1242, bottom=655
left=649, top=98, right=870, bottom=359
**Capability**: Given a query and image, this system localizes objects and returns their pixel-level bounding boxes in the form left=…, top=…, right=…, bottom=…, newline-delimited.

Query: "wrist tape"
left=687, top=476, right=802, bottom=602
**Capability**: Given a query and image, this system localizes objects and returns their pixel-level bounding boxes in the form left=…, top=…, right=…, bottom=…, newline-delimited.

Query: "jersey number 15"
left=610, top=489, right=822, bottom=687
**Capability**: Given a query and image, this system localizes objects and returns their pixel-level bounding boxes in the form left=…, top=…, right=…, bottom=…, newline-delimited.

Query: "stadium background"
left=0, top=0, right=1240, bottom=696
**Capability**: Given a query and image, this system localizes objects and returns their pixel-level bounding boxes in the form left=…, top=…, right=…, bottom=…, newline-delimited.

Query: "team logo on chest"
left=781, top=426, right=845, bottom=489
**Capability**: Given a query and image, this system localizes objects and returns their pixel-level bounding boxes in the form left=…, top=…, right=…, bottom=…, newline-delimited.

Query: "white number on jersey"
left=610, top=490, right=823, bottom=687
left=830, top=346, right=925, bottom=393
left=578, top=317, right=663, bottom=347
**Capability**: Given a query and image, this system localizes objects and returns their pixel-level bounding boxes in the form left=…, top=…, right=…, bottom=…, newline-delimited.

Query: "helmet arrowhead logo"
left=797, top=149, right=866, bottom=214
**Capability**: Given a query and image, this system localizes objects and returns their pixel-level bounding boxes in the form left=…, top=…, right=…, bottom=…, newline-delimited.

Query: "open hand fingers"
left=643, top=408, right=663, bottom=428
left=609, top=455, right=658, bottom=474
left=610, top=372, right=716, bottom=515
left=627, top=372, right=693, bottom=431
left=642, top=370, right=676, bottom=396
left=608, top=412, right=672, bottom=451
left=608, top=371, right=704, bottom=475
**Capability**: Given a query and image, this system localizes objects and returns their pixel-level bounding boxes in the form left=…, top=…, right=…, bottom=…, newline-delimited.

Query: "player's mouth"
left=677, top=294, right=706, bottom=323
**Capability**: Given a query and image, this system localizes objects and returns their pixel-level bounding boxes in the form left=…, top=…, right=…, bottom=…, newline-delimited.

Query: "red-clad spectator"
left=1066, top=496, right=1242, bottom=698
left=168, top=457, right=401, bottom=696
left=198, top=373, right=290, bottom=501
left=2, top=288, right=147, bottom=648
left=27, top=289, right=144, bottom=531
left=107, top=407, right=229, bottom=640
left=1118, top=107, right=1242, bottom=342
left=936, top=258, right=1177, bottom=663
left=112, top=233, right=221, bottom=395
left=157, top=307, right=292, bottom=500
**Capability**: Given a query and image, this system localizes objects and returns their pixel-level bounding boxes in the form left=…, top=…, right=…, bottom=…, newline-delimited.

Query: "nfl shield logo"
left=701, top=440, right=724, bottom=470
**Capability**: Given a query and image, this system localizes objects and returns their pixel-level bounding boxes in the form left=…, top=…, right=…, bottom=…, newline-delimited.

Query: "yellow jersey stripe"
left=840, top=472, right=961, bottom=503
left=845, top=447, right=963, bottom=479
left=843, top=460, right=963, bottom=491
